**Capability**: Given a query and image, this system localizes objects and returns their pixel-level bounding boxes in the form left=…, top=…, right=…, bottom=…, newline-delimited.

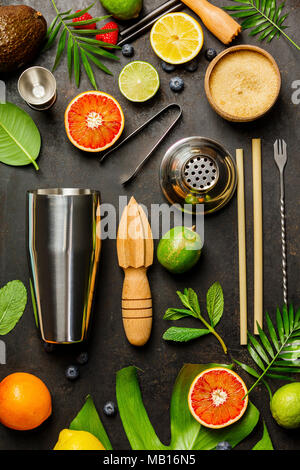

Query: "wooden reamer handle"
left=181, top=0, right=241, bottom=45
left=122, top=267, right=152, bottom=346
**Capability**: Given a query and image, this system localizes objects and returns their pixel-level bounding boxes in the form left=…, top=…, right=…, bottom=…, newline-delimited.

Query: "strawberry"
left=96, top=21, right=119, bottom=48
left=72, top=10, right=96, bottom=30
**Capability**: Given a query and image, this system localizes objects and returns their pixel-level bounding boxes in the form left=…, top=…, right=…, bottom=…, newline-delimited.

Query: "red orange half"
left=188, top=367, right=248, bottom=429
left=65, top=91, right=124, bottom=152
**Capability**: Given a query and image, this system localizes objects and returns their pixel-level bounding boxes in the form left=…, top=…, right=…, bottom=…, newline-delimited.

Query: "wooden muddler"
left=117, top=197, right=153, bottom=346
left=181, top=0, right=241, bottom=44
left=236, top=149, right=247, bottom=345
left=252, top=139, right=263, bottom=334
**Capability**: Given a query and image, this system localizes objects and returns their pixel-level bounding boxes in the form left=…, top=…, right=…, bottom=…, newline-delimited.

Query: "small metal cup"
left=27, top=189, right=101, bottom=344
left=18, top=66, right=57, bottom=111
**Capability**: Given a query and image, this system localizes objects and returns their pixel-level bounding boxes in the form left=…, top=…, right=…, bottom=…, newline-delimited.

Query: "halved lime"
left=118, top=61, right=160, bottom=102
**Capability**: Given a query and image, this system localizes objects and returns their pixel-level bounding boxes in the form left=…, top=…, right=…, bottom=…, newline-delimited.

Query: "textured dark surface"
left=0, top=0, right=300, bottom=451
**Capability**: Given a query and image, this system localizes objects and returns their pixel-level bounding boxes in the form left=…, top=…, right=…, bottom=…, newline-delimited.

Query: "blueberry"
left=215, top=441, right=232, bottom=450
left=184, top=59, right=198, bottom=72
left=161, top=61, right=176, bottom=73
left=205, top=48, right=217, bottom=61
left=122, top=44, right=134, bottom=57
left=43, top=342, right=56, bottom=353
left=103, top=401, right=117, bottom=417
left=65, top=365, right=80, bottom=381
left=169, top=76, right=184, bottom=92
left=76, top=351, right=89, bottom=365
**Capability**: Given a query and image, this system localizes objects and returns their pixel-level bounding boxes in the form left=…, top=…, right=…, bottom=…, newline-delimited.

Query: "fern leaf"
left=235, top=305, right=300, bottom=397
left=223, top=0, right=300, bottom=50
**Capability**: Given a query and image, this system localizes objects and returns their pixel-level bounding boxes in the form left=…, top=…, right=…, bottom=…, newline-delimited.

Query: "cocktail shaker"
left=27, top=189, right=101, bottom=344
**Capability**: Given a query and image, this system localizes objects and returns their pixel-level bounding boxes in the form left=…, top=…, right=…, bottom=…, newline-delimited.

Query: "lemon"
left=118, top=61, right=160, bottom=102
left=270, top=383, right=300, bottom=429
left=150, top=12, right=204, bottom=65
left=53, top=429, right=105, bottom=450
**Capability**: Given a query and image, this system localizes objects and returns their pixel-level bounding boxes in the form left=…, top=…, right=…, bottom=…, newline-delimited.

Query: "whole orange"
left=0, top=372, right=52, bottom=431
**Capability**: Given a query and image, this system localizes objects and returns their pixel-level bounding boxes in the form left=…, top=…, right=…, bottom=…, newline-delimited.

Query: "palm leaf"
left=223, top=0, right=300, bottom=50
left=45, top=1, right=120, bottom=88
left=235, top=305, right=300, bottom=397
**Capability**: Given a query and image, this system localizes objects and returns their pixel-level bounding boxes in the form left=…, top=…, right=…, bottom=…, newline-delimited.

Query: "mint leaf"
left=206, top=282, right=224, bottom=327
left=0, top=280, right=27, bottom=335
left=187, top=288, right=200, bottom=316
left=163, top=327, right=210, bottom=342
left=176, top=290, right=191, bottom=310
left=163, top=308, right=194, bottom=321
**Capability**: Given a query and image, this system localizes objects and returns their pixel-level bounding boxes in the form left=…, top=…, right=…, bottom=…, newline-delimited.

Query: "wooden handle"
left=181, top=0, right=241, bottom=44
left=122, top=267, right=152, bottom=346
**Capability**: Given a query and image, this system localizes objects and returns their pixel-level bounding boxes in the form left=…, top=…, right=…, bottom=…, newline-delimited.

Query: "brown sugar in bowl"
left=204, top=45, right=281, bottom=122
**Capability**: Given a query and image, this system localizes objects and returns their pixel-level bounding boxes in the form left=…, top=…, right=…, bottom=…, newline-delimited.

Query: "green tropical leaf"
left=62, top=3, right=96, bottom=20
left=116, top=366, right=167, bottom=450
left=45, top=1, right=118, bottom=88
left=70, top=395, right=113, bottom=450
left=80, top=49, right=97, bottom=89
left=252, top=421, right=274, bottom=450
left=0, top=103, right=41, bottom=170
left=81, top=44, right=120, bottom=61
left=223, top=0, right=300, bottom=49
left=235, top=306, right=300, bottom=397
left=83, top=50, right=113, bottom=76
left=116, top=364, right=259, bottom=450
left=67, top=35, right=74, bottom=79
left=52, top=28, right=67, bottom=72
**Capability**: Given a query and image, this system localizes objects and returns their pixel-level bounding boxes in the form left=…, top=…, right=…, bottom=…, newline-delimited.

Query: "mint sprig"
left=0, top=280, right=27, bottom=335
left=163, top=283, right=227, bottom=354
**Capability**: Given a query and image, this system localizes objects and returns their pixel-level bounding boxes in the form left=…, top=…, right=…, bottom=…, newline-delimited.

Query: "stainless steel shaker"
left=27, top=189, right=101, bottom=344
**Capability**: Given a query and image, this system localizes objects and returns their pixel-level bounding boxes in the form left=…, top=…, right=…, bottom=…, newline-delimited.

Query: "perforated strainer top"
left=183, top=155, right=219, bottom=191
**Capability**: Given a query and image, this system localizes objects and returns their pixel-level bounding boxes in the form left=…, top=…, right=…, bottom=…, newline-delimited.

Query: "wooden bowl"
left=204, top=45, right=281, bottom=123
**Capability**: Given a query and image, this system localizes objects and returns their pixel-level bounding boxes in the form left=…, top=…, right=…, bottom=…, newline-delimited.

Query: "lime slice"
left=118, top=61, right=160, bottom=102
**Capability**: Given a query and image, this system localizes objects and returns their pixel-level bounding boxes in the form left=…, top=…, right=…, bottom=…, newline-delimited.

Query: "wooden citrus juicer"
left=181, top=0, right=241, bottom=44
left=117, top=196, right=153, bottom=346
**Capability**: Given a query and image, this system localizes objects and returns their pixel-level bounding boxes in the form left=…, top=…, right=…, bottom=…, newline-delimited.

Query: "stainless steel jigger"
left=27, top=189, right=101, bottom=344
left=18, top=66, right=57, bottom=111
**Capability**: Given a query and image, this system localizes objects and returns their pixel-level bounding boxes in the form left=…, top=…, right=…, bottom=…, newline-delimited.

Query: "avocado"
left=0, top=5, right=47, bottom=73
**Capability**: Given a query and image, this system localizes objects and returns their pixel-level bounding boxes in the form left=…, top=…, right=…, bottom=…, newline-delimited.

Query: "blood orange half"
left=188, top=367, right=248, bottom=429
left=65, top=91, right=124, bottom=152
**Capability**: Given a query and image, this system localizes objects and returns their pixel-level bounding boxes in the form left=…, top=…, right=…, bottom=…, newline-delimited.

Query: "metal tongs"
left=118, top=0, right=183, bottom=46
left=99, top=103, right=182, bottom=185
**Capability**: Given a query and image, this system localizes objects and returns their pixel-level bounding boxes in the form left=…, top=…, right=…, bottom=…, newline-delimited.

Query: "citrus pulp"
left=188, top=367, right=248, bottom=429
left=65, top=91, right=124, bottom=152
left=150, top=12, right=204, bottom=64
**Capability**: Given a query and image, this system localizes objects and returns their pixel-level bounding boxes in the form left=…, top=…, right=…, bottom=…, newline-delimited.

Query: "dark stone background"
left=0, top=0, right=300, bottom=451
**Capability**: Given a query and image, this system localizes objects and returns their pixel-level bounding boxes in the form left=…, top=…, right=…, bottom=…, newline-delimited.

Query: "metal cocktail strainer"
left=160, top=137, right=237, bottom=214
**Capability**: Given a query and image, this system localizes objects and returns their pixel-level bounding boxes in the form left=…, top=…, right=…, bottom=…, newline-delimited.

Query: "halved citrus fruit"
left=150, top=12, right=204, bottom=65
left=188, top=367, right=248, bottom=429
left=119, top=61, right=160, bottom=102
left=65, top=91, right=124, bottom=152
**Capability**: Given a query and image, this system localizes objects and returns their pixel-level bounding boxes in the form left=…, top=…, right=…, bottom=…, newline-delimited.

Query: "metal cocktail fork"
left=274, top=139, right=288, bottom=305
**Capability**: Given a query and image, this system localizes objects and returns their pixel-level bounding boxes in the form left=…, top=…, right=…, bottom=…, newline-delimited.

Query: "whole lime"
left=270, top=382, right=300, bottom=429
left=157, top=226, right=202, bottom=274
left=100, top=0, right=143, bottom=20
